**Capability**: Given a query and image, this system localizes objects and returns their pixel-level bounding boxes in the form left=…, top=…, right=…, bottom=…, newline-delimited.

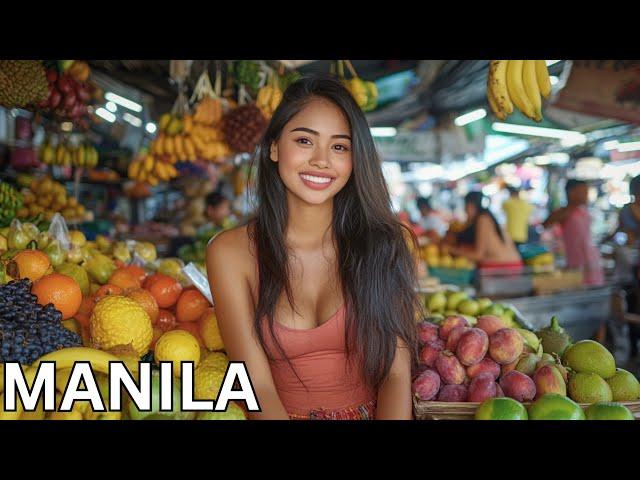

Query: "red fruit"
left=476, top=315, right=507, bottom=337
left=489, top=328, right=524, bottom=365
left=49, top=89, right=62, bottom=109
left=499, top=371, right=536, bottom=402
left=445, top=326, right=470, bottom=352
left=435, top=351, right=466, bottom=385
left=417, top=321, right=439, bottom=345
left=156, top=309, right=177, bottom=332
left=439, top=316, right=469, bottom=341
left=437, top=384, right=468, bottom=402
left=70, top=103, right=84, bottom=118
left=46, top=69, right=58, bottom=84
left=456, top=328, right=489, bottom=366
left=412, top=369, right=441, bottom=401
left=533, top=364, right=567, bottom=399
left=419, top=339, right=444, bottom=368
left=57, top=75, right=72, bottom=94
left=466, top=357, right=500, bottom=380
left=76, top=83, right=90, bottom=102
left=64, top=91, right=77, bottom=109
left=501, top=358, right=519, bottom=377
left=468, top=373, right=498, bottom=402
left=496, top=383, right=505, bottom=397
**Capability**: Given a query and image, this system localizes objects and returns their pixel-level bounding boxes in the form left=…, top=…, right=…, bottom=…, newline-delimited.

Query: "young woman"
left=451, top=191, right=522, bottom=267
left=206, top=76, right=420, bottom=420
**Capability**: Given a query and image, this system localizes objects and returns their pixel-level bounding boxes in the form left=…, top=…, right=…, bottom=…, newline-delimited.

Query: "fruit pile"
left=221, top=103, right=268, bottom=154
left=16, top=176, right=86, bottom=223
left=188, top=96, right=232, bottom=163
left=0, top=60, right=49, bottom=109
left=0, top=182, right=23, bottom=228
left=487, top=60, right=551, bottom=122
left=38, top=64, right=92, bottom=127
left=419, top=243, right=475, bottom=270
left=38, top=140, right=99, bottom=169
left=127, top=151, right=178, bottom=187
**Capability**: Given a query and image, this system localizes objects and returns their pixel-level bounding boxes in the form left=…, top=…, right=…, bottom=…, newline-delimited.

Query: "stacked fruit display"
left=15, top=176, right=86, bottom=223
left=0, top=182, right=24, bottom=228
left=0, top=60, right=49, bottom=109
left=127, top=151, right=178, bottom=187
left=420, top=243, right=475, bottom=270
left=38, top=139, right=99, bottom=169
left=486, top=60, right=552, bottom=122
left=188, top=96, right=232, bottom=162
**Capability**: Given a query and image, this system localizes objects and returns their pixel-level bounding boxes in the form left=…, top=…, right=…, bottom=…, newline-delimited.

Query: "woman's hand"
left=375, top=338, right=413, bottom=420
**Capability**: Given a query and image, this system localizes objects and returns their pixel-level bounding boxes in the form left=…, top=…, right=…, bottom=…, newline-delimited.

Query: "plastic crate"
left=428, top=267, right=475, bottom=287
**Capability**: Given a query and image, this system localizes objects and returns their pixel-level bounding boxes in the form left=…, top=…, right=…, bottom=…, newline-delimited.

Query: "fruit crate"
left=413, top=398, right=640, bottom=420
left=428, top=267, right=475, bottom=287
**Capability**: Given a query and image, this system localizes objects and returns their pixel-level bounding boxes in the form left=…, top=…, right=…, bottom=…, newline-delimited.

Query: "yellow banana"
left=522, top=60, right=542, bottom=121
left=488, top=60, right=514, bottom=116
left=184, top=136, right=196, bottom=159
left=129, top=161, right=141, bottom=179
left=159, top=113, right=172, bottom=132
left=506, top=60, right=535, bottom=119
left=487, top=87, right=506, bottom=120
left=147, top=174, right=159, bottom=186
left=164, top=136, right=175, bottom=156
left=55, top=367, right=73, bottom=393
left=144, top=154, right=154, bottom=172
left=56, top=144, right=66, bottom=165
left=155, top=135, right=165, bottom=155
left=269, top=88, right=283, bottom=112
left=154, top=161, right=167, bottom=181
left=535, top=59, right=552, bottom=99
left=256, top=86, right=273, bottom=108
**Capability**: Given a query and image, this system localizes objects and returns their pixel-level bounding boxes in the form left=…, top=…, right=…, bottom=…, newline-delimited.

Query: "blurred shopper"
left=543, top=179, right=604, bottom=286
left=617, top=175, right=640, bottom=244
left=502, top=185, right=533, bottom=246
left=451, top=191, right=522, bottom=267
left=204, top=191, right=235, bottom=230
left=416, top=196, right=448, bottom=240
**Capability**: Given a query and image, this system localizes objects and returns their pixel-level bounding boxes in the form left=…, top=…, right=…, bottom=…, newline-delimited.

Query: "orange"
left=32, top=273, right=82, bottom=320
left=78, top=296, right=95, bottom=316
left=108, top=268, right=141, bottom=291
left=124, top=264, right=147, bottom=285
left=150, top=326, right=164, bottom=350
left=11, top=250, right=51, bottom=282
left=74, top=312, right=91, bottom=329
left=94, top=284, right=123, bottom=302
left=126, top=288, right=159, bottom=325
left=176, top=289, right=210, bottom=323
left=157, top=309, right=177, bottom=332
left=114, top=259, right=126, bottom=269
left=176, top=321, right=205, bottom=347
left=145, top=273, right=182, bottom=309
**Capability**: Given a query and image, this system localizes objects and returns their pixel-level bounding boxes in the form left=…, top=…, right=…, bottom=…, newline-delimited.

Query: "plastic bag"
left=182, top=262, right=213, bottom=305
left=47, top=213, right=71, bottom=251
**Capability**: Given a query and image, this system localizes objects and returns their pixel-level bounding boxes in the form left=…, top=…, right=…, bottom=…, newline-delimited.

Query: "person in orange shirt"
left=206, top=77, right=420, bottom=420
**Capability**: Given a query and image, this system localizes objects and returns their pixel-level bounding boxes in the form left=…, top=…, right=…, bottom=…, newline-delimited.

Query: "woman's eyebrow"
left=290, top=127, right=351, bottom=140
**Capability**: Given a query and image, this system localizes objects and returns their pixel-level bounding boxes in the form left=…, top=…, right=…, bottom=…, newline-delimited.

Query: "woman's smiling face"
left=270, top=97, right=353, bottom=205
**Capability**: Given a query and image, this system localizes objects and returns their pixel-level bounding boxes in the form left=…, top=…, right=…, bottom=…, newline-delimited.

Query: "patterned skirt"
left=288, top=399, right=377, bottom=420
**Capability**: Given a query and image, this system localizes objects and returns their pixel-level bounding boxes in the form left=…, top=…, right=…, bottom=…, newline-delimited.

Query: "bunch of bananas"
left=0, top=181, right=23, bottom=227
left=342, top=77, right=378, bottom=112
left=193, top=96, right=223, bottom=125
left=127, top=153, right=178, bottom=187
left=39, top=141, right=99, bottom=168
left=256, top=83, right=283, bottom=119
left=486, top=60, right=552, bottom=122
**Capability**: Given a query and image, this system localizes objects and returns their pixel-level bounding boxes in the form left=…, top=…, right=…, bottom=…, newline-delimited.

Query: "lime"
left=475, top=397, right=528, bottom=420
left=528, top=393, right=585, bottom=420
left=585, top=402, right=635, bottom=421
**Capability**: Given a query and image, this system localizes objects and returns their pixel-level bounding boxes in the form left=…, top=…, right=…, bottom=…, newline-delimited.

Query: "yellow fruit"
left=68, top=230, right=86, bottom=248
left=194, top=366, right=225, bottom=400
left=199, top=351, right=229, bottom=373
left=90, top=295, right=153, bottom=357
left=62, top=319, right=81, bottom=335
left=144, top=155, right=154, bottom=172
left=154, top=330, right=201, bottom=377
left=199, top=309, right=224, bottom=351
left=48, top=411, right=83, bottom=420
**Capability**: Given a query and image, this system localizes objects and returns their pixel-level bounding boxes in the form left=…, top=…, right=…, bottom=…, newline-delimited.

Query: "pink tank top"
left=560, top=205, right=604, bottom=286
left=260, top=305, right=375, bottom=417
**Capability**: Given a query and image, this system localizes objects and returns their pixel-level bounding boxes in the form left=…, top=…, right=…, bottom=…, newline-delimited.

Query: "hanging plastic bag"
left=182, top=262, right=213, bottom=305
left=47, top=213, right=71, bottom=251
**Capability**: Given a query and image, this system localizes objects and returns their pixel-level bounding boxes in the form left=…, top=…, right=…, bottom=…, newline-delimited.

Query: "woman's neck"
left=285, top=194, right=334, bottom=250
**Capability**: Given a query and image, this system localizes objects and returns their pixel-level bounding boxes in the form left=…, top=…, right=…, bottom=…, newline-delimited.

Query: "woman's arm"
left=542, top=206, right=570, bottom=229
left=451, top=215, right=492, bottom=262
left=206, top=230, right=290, bottom=420
left=375, top=338, right=413, bottom=420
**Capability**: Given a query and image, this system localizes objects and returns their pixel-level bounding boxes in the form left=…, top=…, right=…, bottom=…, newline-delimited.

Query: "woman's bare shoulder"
left=206, top=224, right=255, bottom=269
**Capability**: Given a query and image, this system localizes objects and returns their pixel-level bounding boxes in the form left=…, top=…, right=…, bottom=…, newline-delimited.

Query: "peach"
left=533, top=364, right=567, bottom=399
left=439, top=316, right=469, bottom=341
left=467, top=357, right=500, bottom=380
left=468, top=373, right=498, bottom=402
left=437, top=384, right=468, bottom=402
left=412, top=368, right=441, bottom=401
left=417, top=321, right=439, bottom=345
left=489, top=328, right=524, bottom=365
left=476, top=315, right=507, bottom=337
left=419, top=339, right=444, bottom=368
left=499, top=371, right=536, bottom=402
left=456, top=328, right=489, bottom=366
left=435, top=351, right=466, bottom=385
left=445, top=326, right=470, bottom=352
left=501, top=358, right=519, bottom=377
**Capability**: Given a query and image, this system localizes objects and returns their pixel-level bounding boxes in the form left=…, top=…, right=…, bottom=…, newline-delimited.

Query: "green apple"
left=426, top=292, right=447, bottom=313
left=447, top=291, right=468, bottom=311
left=444, top=310, right=459, bottom=317
left=457, top=299, right=479, bottom=316
left=482, top=304, right=504, bottom=317
left=462, top=315, right=478, bottom=326
left=477, top=298, right=492, bottom=311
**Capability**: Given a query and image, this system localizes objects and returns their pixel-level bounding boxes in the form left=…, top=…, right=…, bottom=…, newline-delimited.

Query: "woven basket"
left=413, top=398, right=640, bottom=420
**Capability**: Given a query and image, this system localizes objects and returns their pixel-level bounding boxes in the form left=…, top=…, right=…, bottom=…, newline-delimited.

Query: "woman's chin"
left=288, top=188, right=335, bottom=206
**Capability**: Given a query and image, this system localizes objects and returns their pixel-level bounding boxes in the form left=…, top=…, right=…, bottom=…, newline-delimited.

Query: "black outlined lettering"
left=180, top=361, right=214, bottom=411
left=3, top=362, right=56, bottom=412
left=59, top=362, right=105, bottom=412
left=215, top=361, right=260, bottom=412
left=108, top=361, right=152, bottom=412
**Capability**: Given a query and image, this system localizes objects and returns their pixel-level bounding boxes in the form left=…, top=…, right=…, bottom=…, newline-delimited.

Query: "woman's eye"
left=295, top=138, right=312, bottom=145
left=334, top=144, right=350, bottom=152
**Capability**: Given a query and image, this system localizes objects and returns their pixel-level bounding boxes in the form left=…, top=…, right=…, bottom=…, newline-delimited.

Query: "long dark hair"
left=463, top=191, right=505, bottom=243
left=248, top=75, right=420, bottom=390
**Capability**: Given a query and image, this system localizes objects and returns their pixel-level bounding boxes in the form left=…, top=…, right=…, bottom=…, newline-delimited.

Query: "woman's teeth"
left=300, top=174, right=332, bottom=184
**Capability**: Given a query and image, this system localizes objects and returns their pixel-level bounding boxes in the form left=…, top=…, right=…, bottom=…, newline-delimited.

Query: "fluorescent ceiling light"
left=105, top=92, right=143, bottom=112
left=546, top=60, right=561, bottom=67
left=145, top=122, right=157, bottom=134
left=549, top=76, right=559, bottom=86
left=105, top=101, right=117, bottom=113
left=455, top=108, right=487, bottom=127
left=123, top=112, right=142, bottom=127
left=371, top=127, right=397, bottom=137
left=492, top=122, right=586, bottom=144
left=603, top=140, right=619, bottom=150
left=618, top=141, right=640, bottom=152
left=95, top=107, right=116, bottom=123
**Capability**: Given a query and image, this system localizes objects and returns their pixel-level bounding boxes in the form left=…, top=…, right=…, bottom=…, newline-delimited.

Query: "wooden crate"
left=413, top=398, right=640, bottom=420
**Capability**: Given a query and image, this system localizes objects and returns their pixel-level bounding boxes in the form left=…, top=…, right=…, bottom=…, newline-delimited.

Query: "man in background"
left=502, top=185, right=533, bottom=247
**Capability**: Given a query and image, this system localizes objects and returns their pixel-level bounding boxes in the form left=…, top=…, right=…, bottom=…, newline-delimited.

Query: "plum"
left=419, top=339, right=445, bottom=368
left=439, top=316, right=469, bottom=341
left=476, top=315, right=507, bottom=337
left=467, top=357, right=500, bottom=380
left=437, top=384, right=468, bottom=402
left=468, top=373, right=498, bottom=402
left=489, top=328, right=524, bottom=365
left=417, top=321, right=439, bottom=345
left=445, top=326, right=470, bottom=352
left=456, top=328, right=489, bottom=366
left=412, top=368, right=441, bottom=401
left=499, top=371, right=536, bottom=402
left=435, top=351, right=466, bottom=385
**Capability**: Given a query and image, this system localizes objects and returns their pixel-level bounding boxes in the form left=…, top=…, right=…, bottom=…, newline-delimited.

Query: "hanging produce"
left=336, top=60, right=378, bottom=112
left=486, top=60, right=551, bottom=122
left=0, top=181, right=24, bottom=228
left=38, top=137, right=99, bottom=169
left=127, top=151, right=178, bottom=186
left=37, top=63, right=93, bottom=128
left=256, top=69, right=283, bottom=119
left=234, top=61, right=262, bottom=94
left=0, top=60, right=50, bottom=109
left=221, top=103, right=267, bottom=154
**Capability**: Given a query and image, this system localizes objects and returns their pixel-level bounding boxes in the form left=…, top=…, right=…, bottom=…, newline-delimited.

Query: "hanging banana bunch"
left=256, top=67, right=283, bottom=119
left=337, top=60, right=378, bottom=112
left=486, top=60, right=552, bottom=122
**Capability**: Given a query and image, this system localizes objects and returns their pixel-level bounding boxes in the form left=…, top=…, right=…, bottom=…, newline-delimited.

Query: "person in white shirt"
left=416, top=196, right=448, bottom=239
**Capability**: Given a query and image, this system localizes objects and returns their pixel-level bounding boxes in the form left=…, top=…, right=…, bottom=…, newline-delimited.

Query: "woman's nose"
left=309, top=148, right=330, bottom=168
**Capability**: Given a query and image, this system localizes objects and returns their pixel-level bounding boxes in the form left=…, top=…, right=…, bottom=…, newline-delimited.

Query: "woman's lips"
left=299, top=173, right=335, bottom=190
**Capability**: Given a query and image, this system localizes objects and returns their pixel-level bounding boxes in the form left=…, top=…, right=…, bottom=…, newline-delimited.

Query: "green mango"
left=44, top=240, right=66, bottom=267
